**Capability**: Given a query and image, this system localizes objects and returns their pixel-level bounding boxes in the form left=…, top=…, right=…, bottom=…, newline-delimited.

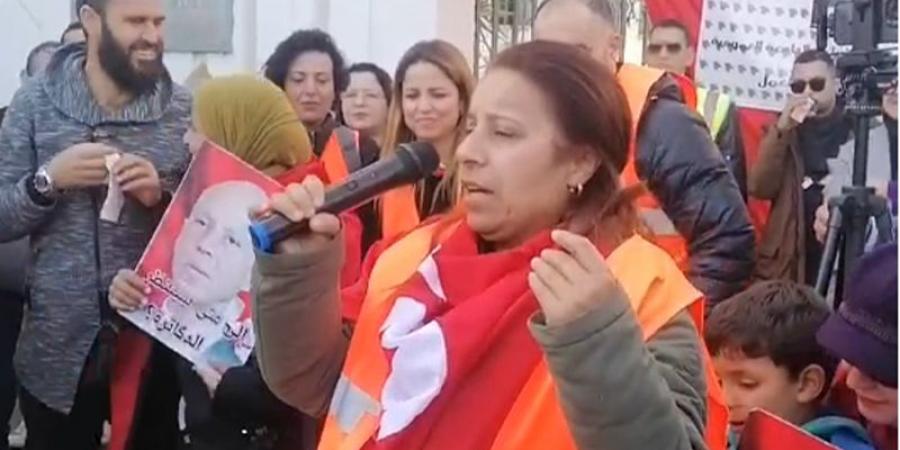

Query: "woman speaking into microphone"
left=252, top=41, right=721, bottom=450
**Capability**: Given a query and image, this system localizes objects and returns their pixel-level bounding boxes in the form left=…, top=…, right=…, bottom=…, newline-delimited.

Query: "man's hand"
left=814, top=203, right=830, bottom=244
left=777, top=95, right=814, bottom=132
left=883, top=86, right=897, bottom=121
left=114, top=154, right=162, bottom=208
left=528, top=230, right=622, bottom=328
left=46, top=143, right=118, bottom=190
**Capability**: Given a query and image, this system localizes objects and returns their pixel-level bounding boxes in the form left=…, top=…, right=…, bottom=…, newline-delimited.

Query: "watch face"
left=34, top=170, right=52, bottom=194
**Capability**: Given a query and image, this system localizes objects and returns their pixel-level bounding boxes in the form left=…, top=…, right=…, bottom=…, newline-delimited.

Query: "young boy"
left=707, top=280, right=874, bottom=449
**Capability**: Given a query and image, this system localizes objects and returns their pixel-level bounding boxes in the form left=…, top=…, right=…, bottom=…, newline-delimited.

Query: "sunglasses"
left=790, top=77, right=827, bottom=94
left=647, top=43, right=684, bottom=54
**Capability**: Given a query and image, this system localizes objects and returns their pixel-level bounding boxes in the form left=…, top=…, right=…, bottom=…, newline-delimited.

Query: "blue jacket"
left=804, top=415, right=874, bottom=450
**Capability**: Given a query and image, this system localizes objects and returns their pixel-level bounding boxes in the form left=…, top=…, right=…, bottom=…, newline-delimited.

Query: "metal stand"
left=814, top=113, right=895, bottom=300
left=812, top=0, right=898, bottom=301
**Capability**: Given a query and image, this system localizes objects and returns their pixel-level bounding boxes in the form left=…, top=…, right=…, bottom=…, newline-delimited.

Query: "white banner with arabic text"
left=696, top=0, right=817, bottom=111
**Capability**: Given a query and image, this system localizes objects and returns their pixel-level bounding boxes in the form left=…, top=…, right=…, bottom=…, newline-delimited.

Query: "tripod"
left=814, top=101, right=895, bottom=300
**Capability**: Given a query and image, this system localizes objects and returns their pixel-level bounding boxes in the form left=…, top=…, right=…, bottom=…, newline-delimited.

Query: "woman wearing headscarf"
left=108, top=76, right=329, bottom=450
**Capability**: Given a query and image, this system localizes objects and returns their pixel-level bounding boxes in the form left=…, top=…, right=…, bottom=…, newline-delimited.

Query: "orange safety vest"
left=617, top=64, right=691, bottom=269
left=378, top=186, right=421, bottom=240
left=319, top=128, right=422, bottom=240
left=320, top=126, right=361, bottom=183
left=318, top=218, right=728, bottom=450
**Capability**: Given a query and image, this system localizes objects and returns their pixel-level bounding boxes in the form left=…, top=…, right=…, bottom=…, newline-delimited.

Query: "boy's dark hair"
left=347, top=63, right=393, bottom=101
left=264, top=29, right=349, bottom=98
left=706, top=281, right=838, bottom=386
left=794, top=50, right=835, bottom=69
left=650, top=19, right=693, bottom=45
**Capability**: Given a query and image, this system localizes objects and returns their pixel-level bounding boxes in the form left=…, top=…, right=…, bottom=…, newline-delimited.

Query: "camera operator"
left=814, top=83, right=899, bottom=246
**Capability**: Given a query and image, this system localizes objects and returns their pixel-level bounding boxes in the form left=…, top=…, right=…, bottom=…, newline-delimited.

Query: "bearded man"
left=0, top=0, right=191, bottom=448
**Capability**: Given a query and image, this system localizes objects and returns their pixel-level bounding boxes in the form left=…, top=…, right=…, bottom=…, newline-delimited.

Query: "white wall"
left=325, top=0, right=475, bottom=78
left=0, top=0, right=476, bottom=106
left=0, top=0, right=71, bottom=105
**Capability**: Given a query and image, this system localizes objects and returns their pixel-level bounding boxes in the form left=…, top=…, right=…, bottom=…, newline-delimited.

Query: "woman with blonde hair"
left=378, top=40, right=476, bottom=239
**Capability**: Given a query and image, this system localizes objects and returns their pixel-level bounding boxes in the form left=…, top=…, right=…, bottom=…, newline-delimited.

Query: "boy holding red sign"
left=706, top=280, right=875, bottom=449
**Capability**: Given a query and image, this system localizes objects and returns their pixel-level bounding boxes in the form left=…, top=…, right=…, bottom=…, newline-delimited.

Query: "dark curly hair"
left=264, top=29, right=349, bottom=99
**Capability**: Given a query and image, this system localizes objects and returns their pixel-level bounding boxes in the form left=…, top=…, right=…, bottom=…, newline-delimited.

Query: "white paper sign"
left=696, top=0, right=817, bottom=111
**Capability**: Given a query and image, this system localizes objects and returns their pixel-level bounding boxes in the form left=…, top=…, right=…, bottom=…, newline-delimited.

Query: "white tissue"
left=100, top=154, right=124, bottom=223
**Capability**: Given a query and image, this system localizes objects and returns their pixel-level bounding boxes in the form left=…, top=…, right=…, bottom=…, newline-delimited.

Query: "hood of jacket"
left=804, top=415, right=874, bottom=448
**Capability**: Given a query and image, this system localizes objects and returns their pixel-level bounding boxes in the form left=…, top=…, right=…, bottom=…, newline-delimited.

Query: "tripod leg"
left=816, top=205, right=844, bottom=297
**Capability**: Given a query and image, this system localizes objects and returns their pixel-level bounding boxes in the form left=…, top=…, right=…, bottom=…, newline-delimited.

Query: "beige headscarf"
left=194, top=75, right=312, bottom=172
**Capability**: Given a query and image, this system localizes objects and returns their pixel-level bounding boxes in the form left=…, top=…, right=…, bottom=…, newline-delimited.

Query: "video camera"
left=813, top=0, right=897, bottom=114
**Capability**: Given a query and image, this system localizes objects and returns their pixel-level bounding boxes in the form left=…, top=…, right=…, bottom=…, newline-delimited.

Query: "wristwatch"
left=33, top=165, right=57, bottom=199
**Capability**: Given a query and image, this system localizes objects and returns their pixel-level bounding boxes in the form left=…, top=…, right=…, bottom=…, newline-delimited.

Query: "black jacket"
left=637, top=77, right=755, bottom=306
left=178, top=357, right=315, bottom=450
left=0, top=239, right=28, bottom=296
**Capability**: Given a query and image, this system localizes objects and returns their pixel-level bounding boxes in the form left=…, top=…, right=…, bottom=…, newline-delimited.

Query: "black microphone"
left=249, top=142, right=440, bottom=252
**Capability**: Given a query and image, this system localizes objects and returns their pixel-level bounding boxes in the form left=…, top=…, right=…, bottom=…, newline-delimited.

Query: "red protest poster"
left=740, top=410, right=839, bottom=450
left=122, top=143, right=281, bottom=371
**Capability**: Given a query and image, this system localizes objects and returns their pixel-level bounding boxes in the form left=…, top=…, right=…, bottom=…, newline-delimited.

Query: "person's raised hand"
left=46, top=143, right=118, bottom=190
left=814, top=202, right=831, bottom=244
left=777, top=95, right=813, bottom=132
left=529, top=230, right=621, bottom=327
left=114, top=153, right=163, bottom=207
left=254, top=176, right=341, bottom=255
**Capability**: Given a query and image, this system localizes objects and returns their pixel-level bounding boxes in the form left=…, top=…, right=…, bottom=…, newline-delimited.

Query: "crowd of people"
left=0, top=0, right=895, bottom=449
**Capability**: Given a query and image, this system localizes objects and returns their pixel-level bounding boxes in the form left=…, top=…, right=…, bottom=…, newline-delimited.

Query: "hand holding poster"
left=122, top=143, right=281, bottom=372
left=696, top=0, right=818, bottom=111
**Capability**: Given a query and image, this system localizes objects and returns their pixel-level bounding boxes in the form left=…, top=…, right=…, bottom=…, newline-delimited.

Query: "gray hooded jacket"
left=0, top=44, right=191, bottom=412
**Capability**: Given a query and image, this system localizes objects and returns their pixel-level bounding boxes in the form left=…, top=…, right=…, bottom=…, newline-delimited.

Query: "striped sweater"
left=0, top=44, right=191, bottom=412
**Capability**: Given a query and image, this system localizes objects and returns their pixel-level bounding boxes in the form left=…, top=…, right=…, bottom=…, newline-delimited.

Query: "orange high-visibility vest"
left=320, top=126, right=361, bottom=183
left=318, top=217, right=728, bottom=450
left=320, top=127, right=421, bottom=239
left=617, top=64, right=691, bottom=269
left=378, top=186, right=421, bottom=240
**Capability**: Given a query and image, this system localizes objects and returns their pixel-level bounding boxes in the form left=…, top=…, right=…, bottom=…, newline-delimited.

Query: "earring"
left=568, top=183, right=584, bottom=197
